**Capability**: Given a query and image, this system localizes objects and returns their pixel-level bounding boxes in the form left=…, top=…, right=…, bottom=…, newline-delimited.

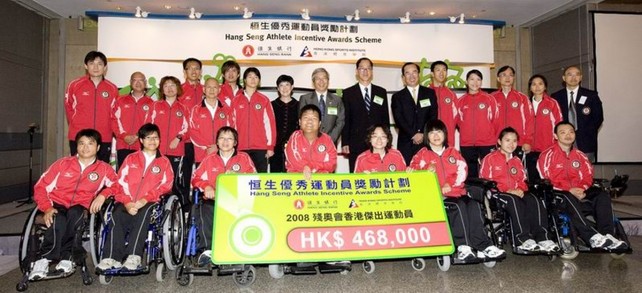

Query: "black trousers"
left=495, top=192, right=551, bottom=244
left=116, top=149, right=136, bottom=171
left=270, top=148, right=286, bottom=173
left=167, top=155, right=189, bottom=207
left=246, top=150, right=268, bottom=173
left=70, top=140, right=111, bottom=164
left=182, top=143, right=195, bottom=200
left=444, top=196, right=492, bottom=251
left=525, top=151, right=541, bottom=183
left=460, top=145, right=494, bottom=179
left=40, top=204, right=86, bottom=261
left=195, top=199, right=215, bottom=252
left=347, top=145, right=367, bottom=173
left=102, top=203, right=155, bottom=262
left=557, top=189, right=615, bottom=243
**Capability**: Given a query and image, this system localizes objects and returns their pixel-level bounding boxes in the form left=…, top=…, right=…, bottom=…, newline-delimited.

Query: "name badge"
left=327, top=106, right=338, bottom=115
left=578, top=96, right=587, bottom=105
left=419, top=99, right=432, bottom=108
left=373, top=96, right=384, bottom=105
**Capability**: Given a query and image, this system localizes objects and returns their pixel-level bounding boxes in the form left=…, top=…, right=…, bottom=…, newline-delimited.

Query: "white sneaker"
left=28, top=258, right=50, bottom=280
left=605, top=234, right=628, bottom=250
left=55, top=260, right=74, bottom=274
left=198, top=250, right=212, bottom=267
left=96, top=258, right=123, bottom=272
left=456, top=245, right=476, bottom=261
left=589, top=233, right=613, bottom=249
left=538, top=240, right=560, bottom=252
left=123, top=255, right=142, bottom=270
left=517, top=239, right=539, bottom=252
left=482, top=245, right=506, bottom=258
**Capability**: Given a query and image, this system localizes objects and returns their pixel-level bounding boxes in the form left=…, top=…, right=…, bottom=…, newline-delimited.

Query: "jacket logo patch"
left=582, top=107, right=591, bottom=115
left=511, top=101, right=519, bottom=108
left=510, top=167, right=518, bottom=175
left=219, top=112, right=226, bottom=119
left=388, top=164, right=396, bottom=171
left=317, top=144, right=326, bottom=152
left=572, top=161, right=580, bottom=168
left=142, top=105, right=150, bottom=111
left=176, top=111, right=183, bottom=117
left=151, top=166, right=161, bottom=174
left=444, top=97, right=452, bottom=104
left=542, top=108, right=550, bottom=115
left=64, top=172, right=74, bottom=178
left=232, top=163, right=241, bottom=172
left=124, top=105, right=131, bottom=109
left=88, top=172, right=99, bottom=182
left=255, top=103, right=262, bottom=110
left=478, top=103, right=487, bottom=110
left=200, top=114, right=207, bottom=119
left=448, top=156, right=456, bottom=164
left=101, top=91, right=109, bottom=98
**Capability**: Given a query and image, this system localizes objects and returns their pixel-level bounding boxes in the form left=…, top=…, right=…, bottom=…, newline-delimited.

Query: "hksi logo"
left=300, top=46, right=313, bottom=57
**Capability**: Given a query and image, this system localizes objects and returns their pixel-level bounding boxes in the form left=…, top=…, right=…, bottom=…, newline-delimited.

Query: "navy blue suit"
left=551, top=87, right=604, bottom=154
left=391, top=86, right=438, bottom=165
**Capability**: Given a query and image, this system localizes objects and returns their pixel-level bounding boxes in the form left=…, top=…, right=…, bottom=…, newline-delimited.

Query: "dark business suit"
left=299, top=91, right=345, bottom=144
left=341, top=83, right=390, bottom=172
left=552, top=87, right=604, bottom=155
left=391, top=85, right=438, bottom=165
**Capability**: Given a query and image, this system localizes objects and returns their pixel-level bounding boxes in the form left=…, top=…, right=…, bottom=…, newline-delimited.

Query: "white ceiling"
left=21, top=0, right=597, bottom=26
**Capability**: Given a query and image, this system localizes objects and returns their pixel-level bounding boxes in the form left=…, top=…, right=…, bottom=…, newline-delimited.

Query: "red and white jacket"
left=491, top=89, right=535, bottom=146
left=531, top=95, right=563, bottom=152
left=34, top=156, right=118, bottom=212
left=455, top=91, right=500, bottom=146
left=146, top=100, right=190, bottom=157
left=232, top=91, right=276, bottom=151
left=430, top=84, right=459, bottom=146
left=115, top=151, right=173, bottom=204
left=537, top=144, right=593, bottom=191
left=480, top=150, right=528, bottom=193
left=189, top=100, right=232, bottom=163
left=354, top=149, right=407, bottom=173
left=218, top=83, right=241, bottom=110
left=111, top=94, right=154, bottom=151
left=64, top=76, right=118, bottom=142
left=192, top=151, right=256, bottom=192
left=409, top=147, right=467, bottom=197
left=285, top=130, right=337, bottom=173
left=180, top=81, right=203, bottom=111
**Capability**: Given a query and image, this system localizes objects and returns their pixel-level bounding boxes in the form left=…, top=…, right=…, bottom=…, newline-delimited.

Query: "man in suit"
left=299, top=68, right=345, bottom=144
left=391, top=62, right=439, bottom=164
left=551, top=65, right=604, bottom=162
left=341, top=57, right=390, bottom=172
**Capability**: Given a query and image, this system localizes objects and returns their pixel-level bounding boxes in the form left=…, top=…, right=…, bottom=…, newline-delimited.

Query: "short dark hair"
left=423, top=119, right=449, bottom=147
left=497, top=127, right=519, bottom=143
left=401, top=62, right=420, bottom=76
left=75, top=128, right=101, bottom=144
left=430, top=61, right=448, bottom=72
left=528, top=74, right=548, bottom=97
left=466, top=69, right=483, bottom=80
left=216, top=126, right=238, bottom=143
left=497, top=65, right=515, bottom=76
left=356, top=57, right=373, bottom=69
left=183, top=58, right=202, bottom=70
left=222, top=60, right=241, bottom=86
left=138, top=123, right=160, bottom=141
left=84, top=51, right=107, bottom=66
left=299, top=104, right=321, bottom=120
left=158, top=76, right=183, bottom=100
left=554, top=121, right=575, bottom=134
left=365, top=124, right=392, bottom=152
left=276, top=74, right=294, bottom=86
left=243, top=67, right=261, bottom=88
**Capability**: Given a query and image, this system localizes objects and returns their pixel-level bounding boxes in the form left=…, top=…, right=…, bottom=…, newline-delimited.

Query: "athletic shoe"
left=55, top=260, right=74, bottom=274
left=589, top=233, right=613, bottom=249
left=481, top=245, right=506, bottom=258
left=538, top=240, right=560, bottom=252
left=123, top=255, right=142, bottom=271
left=198, top=250, right=212, bottom=267
left=605, top=234, right=628, bottom=250
left=28, top=258, right=50, bottom=280
left=456, top=245, right=476, bottom=261
left=96, top=258, right=123, bottom=272
left=517, top=239, right=539, bottom=251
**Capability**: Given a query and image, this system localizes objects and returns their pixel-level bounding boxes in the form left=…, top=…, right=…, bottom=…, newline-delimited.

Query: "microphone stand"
left=16, top=126, right=36, bottom=207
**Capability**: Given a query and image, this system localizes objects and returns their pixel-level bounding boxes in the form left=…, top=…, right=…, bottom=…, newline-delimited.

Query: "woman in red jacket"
left=354, top=124, right=406, bottom=173
left=525, top=74, right=562, bottom=183
left=410, top=120, right=505, bottom=261
left=480, top=127, right=558, bottom=253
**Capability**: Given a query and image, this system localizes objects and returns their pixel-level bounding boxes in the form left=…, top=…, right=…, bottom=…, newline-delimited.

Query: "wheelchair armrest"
left=465, top=178, right=497, bottom=190
left=529, top=179, right=553, bottom=193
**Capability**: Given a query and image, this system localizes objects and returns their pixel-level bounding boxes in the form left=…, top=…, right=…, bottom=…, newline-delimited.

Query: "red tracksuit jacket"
left=189, top=100, right=232, bottom=163
left=285, top=130, right=337, bottom=173
left=232, top=91, right=276, bottom=151
left=354, top=149, right=407, bottom=173
left=532, top=95, right=563, bottom=152
left=191, top=151, right=256, bottom=192
left=115, top=151, right=173, bottom=204
left=64, top=76, right=118, bottom=142
left=430, top=84, right=459, bottom=146
left=480, top=150, right=528, bottom=193
left=111, top=94, right=154, bottom=151
left=409, top=147, right=467, bottom=197
left=34, top=156, right=118, bottom=212
left=491, top=89, right=535, bottom=146
left=180, top=81, right=203, bottom=111
left=146, top=100, right=190, bottom=156
left=218, top=83, right=241, bottom=110
left=456, top=91, right=500, bottom=146
left=537, top=144, right=593, bottom=191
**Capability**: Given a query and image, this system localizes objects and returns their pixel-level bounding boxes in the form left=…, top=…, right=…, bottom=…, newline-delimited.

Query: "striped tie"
left=364, top=87, right=371, bottom=112
left=319, top=94, right=326, bottom=119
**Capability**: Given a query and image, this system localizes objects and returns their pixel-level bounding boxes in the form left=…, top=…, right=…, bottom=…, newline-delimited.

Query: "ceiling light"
left=234, top=6, right=240, bottom=11
left=366, top=8, right=372, bottom=14
left=164, top=5, right=172, bottom=10
left=399, top=12, right=411, bottom=24
left=135, top=6, right=148, bottom=18
left=449, top=13, right=465, bottom=24
left=189, top=7, right=202, bottom=19
left=243, top=7, right=253, bottom=19
left=301, top=8, right=310, bottom=20
left=429, top=11, right=436, bottom=16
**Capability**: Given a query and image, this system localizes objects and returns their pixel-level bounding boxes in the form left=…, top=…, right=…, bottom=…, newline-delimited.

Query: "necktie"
left=319, top=94, right=326, bottom=119
left=411, top=87, right=417, bottom=104
left=568, top=91, right=577, bottom=127
left=364, top=87, right=371, bottom=112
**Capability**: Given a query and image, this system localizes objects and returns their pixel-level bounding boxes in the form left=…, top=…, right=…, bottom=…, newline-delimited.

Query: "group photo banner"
left=211, top=171, right=453, bottom=264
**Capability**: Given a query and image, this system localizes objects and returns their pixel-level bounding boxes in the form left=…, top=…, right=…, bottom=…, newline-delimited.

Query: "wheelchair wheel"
left=268, top=264, right=285, bottom=279
left=156, top=262, right=168, bottom=282
left=89, top=199, right=114, bottom=268
left=232, top=265, right=257, bottom=287
left=411, top=258, right=426, bottom=271
left=175, top=265, right=194, bottom=286
left=98, top=274, right=113, bottom=285
left=560, top=238, right=579, bottom=260
left=437, top=256, right=451, bottom=272
left=18, top=208, right=40, bottom=274
left=162, top=195, right=184, bottom=271
left=362, top=261, right=375, bottom=274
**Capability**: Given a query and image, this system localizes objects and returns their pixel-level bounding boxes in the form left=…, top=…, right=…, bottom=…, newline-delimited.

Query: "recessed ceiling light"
left=366, top=8, right=372, bottom=14
left=429, top=11, right=436, bottom=16
left=116, top=6, right=121, bottom=10
left=164, top=5, right=172, bottom=10
left=234, top=6, right=240, bottom=11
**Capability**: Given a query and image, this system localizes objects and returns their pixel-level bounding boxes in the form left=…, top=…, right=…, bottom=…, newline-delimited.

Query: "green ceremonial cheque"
left=211, top=171, right=454, bottom=264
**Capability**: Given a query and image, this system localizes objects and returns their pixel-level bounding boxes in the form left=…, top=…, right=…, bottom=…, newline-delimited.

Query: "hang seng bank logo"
left=242, top=45, right=255, bottom=57
left=300, top=46, right=313, bottom=57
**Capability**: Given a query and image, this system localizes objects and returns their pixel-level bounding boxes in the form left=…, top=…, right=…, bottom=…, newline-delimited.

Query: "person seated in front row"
left=480, top=127, right=559, bottom=253
left=354, top=124, right=406, bottom=173
left=409, top=120, right=506, bottom=261
left=191, top=126, right=256, bottom=266
left=95, top=123, right=174, bottom=272
left=537, top=121, right=627, bottom=250
left=29, top=129, right=118, bottom=280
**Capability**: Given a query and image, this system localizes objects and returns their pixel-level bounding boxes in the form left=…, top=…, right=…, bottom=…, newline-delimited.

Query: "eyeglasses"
left=144, top=136, right=160, bottom=141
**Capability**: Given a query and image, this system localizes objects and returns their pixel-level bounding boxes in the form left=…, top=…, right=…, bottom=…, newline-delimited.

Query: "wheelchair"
left=16, top=207, right=93, bottom=292
left=268, top=261, right=352, bottom=280
left=89, top=194, right=185, bottom=285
